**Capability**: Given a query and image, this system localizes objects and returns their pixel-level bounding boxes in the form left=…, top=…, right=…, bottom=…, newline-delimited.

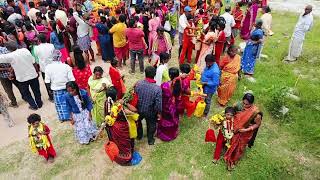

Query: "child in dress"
left=65, top=81, right=98, bottom=145
left=28, top=113, right=56, bottom=162
left=0, top=92, right=15, bottom=127
left=212, top=107, right=235, bottom=163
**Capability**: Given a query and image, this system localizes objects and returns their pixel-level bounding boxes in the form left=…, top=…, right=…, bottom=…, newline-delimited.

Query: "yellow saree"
left=217, top=54, right=241, bottom=106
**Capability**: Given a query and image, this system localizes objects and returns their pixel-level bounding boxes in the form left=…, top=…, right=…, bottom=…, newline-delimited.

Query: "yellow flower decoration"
left=210, top=114, right=225, bottom=125
left=105, top=115, right=116, bottom=126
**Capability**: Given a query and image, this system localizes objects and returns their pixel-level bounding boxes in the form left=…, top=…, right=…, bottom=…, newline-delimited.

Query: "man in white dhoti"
left=285, top=5, right=313, bottom=62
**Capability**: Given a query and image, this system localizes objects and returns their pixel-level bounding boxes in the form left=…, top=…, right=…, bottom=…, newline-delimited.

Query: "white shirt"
left=27, top=8, right=40, bottom=23
left=293, top=13, right=313, bottom=40
left=0, top=48, right=37, bottom=82
left=155, top=64, right=168, bottom=86
left=178, top=14, right=188, bottom=33
left=7, top=13, right=23, bottom=24
left=221, top=12, right=235, bottom=37
left=45, top=61, right=75, bottom=91
left=55, top=9, right=68, bottom=27
left=33, top=43, right=55, bottom=72
left=73, top=12, right=90, bottom=38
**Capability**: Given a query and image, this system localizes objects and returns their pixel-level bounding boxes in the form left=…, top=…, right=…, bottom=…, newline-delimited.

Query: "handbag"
left=104, top=141, right=119, bottom=162
left=205, top=124, right=216, bottom=142
left=185, top=100, right=196, bottom=117
left=164, top=21, right=171, bottom=31
left=194, top=99, right=206, bottom=117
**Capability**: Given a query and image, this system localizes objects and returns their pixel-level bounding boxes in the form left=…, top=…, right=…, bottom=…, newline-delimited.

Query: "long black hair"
left=243, top=93, right=255, bottom=104
left=51, top=21, right=63, bottom=44
left=169, top=67, right=181, bottom=97
left=66, top=81, right=87, bottom=110
left=73, top=45, right=86, bottom=70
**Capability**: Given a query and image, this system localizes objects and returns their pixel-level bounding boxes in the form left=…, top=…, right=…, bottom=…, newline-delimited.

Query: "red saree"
left=224, top=104, right=259, bottom=167
left=215, top=31, right=226, bottom=65
left=109, top=119, right=133, bottom=166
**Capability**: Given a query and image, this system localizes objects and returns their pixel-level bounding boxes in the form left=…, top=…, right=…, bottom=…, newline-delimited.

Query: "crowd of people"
left=0, top=0, right=314, bottom=170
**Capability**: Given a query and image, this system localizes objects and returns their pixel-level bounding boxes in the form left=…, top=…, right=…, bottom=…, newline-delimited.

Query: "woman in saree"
left=88, top=66, right=112, bottom=126
left=240, top=1, right=259, bottom=40
left=197, top=23, right=217, bottom=72
left=224, top=93, right=262, bottom=171
left=105, top=87, right=139, bottom=166
left=217, top=46, right=241, bottom=106
left=214, top=18, right=226, bottom=66
left=241, top=21, right=264, bottom=77
left=157, top=67, right=183, bottom=141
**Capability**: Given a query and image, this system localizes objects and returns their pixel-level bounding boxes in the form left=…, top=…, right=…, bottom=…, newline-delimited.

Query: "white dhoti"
left=287, top=36, right=304, bottom=61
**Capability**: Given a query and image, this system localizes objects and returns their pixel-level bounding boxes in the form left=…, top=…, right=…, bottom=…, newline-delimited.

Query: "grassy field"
left=0, top=11, right=319, bottom=179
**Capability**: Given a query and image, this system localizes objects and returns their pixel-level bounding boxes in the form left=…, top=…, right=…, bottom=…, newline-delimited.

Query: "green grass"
left=0, top=11, right=319, bottom=179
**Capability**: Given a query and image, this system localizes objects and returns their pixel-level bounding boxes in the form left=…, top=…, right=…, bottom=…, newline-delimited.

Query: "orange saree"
left=217, top=54, right=241, bottom=106
left=224, top=103, right=259, bottom=167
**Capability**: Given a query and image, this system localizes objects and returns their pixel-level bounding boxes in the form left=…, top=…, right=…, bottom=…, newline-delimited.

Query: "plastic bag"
left=127, top=113, right=139, bottom=138
left=185, top=101, right=196, bottom=117
left=131, top=151, right=142, bottom=165
left=205, top=129, right=216, bottom=142
left=194, top=100, right=206, bottom=117
left=104, top=141, right=119, bottom=162
left=164, top=21, right=171, bottom=31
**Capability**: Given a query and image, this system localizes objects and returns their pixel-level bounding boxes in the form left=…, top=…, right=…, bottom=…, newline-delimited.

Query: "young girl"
left=155, top=52, right=170, bottom=86
left=212, top=107, right=235, bottom=164
left=178, top=63, right=192, bottom=115
left=65, top=81, right=98, bottom=145
left=28, top=113, right=56, bottom=162
left=0, top=92, right=15, bottom=127
left=109, top=59, right=126, bottom=100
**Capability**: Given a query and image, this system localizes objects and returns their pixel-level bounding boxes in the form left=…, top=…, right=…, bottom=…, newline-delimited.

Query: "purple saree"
left=240, top=3, right=259, bottom=40
left=157, top=81, right=183, bottom=141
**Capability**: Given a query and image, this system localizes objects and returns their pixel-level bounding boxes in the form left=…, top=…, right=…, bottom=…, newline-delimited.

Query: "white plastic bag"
left=164, top=21, right=171, bottom=31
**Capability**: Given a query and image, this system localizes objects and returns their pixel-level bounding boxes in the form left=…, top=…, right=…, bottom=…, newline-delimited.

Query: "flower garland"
left=105, top=102, right=122, bottom=126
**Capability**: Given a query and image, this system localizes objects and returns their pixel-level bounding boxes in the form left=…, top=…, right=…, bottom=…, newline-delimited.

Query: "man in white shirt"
left=27, top=2, right=40, bottom=24
left=178, top=6, right=192, bottom=54
left=45, top=50, right=75, bottom=122
left=34, top=34, right=55, bottom=101
left=6, top=6, right=23, bottom=25
left=285, top=5, right=313, bottom=62
left=0, top=41, right=42, bottom=110
left=221, top=5, right=235, bottom=50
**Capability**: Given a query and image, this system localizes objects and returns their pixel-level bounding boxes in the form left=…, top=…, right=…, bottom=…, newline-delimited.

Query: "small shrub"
left=265, top=86, right=294, bottom=122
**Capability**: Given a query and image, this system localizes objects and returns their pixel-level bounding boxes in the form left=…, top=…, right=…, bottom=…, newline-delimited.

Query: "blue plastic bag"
left=131, top=151, right=142, bottom=166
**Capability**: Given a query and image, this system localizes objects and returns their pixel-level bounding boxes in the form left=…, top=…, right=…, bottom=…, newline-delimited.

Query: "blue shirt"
left=65, top=89, right=93, bottom=114
left=50, top=32, right=65, bottom=50
left=201, top=63, right=221, bottom=94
